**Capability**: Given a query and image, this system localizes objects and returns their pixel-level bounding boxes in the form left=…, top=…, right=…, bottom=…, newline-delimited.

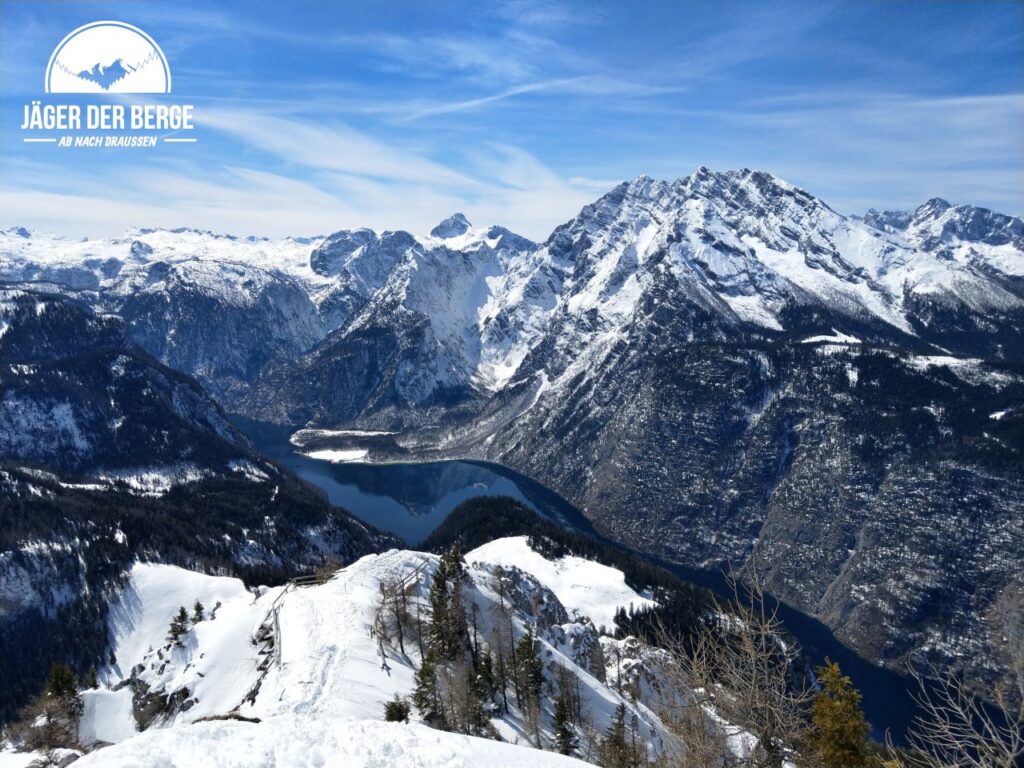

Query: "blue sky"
left=1, top=0, right=1021, bottom=239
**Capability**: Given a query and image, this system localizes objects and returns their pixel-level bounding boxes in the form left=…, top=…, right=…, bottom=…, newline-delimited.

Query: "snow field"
left=73, top=715, right=591, bottom=768
left=466, top=536, right=656, bottom=630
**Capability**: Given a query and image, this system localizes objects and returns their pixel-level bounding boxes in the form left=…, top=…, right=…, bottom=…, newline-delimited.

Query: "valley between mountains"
left=1, top=169, right=1021, bottom=759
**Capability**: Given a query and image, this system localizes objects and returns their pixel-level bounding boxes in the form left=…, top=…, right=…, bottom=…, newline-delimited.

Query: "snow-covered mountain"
left=5, top=538, right=685, bottom=766
left=0, top=286, right=254, bottom=475
left=3, top=169, right=1020, bottom=417
left=2, top=168, right=1021, bottom=701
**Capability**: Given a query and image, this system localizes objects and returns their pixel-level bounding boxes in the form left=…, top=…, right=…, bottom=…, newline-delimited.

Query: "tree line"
left=379, top=548, right=1022, bottom=768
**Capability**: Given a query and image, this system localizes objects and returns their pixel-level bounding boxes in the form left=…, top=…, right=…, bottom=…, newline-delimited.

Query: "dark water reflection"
left=235, top=417, right=592, bottom=544
left=661, top=560, right=924, bottom=744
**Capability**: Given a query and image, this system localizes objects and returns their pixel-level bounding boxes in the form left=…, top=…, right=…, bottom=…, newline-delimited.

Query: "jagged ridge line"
left=53, top=49, right=160, bottom=90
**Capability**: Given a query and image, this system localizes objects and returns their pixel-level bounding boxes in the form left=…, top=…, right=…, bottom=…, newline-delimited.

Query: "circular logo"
left=45, top=21, right=171, bottom=94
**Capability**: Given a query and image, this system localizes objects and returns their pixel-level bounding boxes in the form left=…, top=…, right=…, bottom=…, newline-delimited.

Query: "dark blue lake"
left=235, top=417, right=593, bottom=544
left=236, top=416, right=925, bottom=743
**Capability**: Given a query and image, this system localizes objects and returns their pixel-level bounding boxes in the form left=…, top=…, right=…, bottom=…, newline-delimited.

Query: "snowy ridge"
left=31, top=539, right=697, bottom=766
left=466, top=536, right=657, bottom=631
left=547, top=169, right=1021, bottom=341
left=73, top=717, right=588, bottom=768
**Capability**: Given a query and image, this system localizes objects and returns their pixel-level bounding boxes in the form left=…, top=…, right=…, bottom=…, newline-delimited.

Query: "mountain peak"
left=674, top=167, right=817, bottom=214
left=909, top=198, right=1024, bottom=248
left=912, top=197, right=953, bottom=221
left=430, top=212, right=471, bottom=239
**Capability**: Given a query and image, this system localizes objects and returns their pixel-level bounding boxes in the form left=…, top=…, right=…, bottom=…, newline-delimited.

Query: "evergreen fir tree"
left=413, top=544, right=483, bottom=733
left=167, top=605, right=190, bottom=646
left=478, top=652, right=496, bottom=699
left=414, top=553, right=450, bottom=725
left=628, top=711, right=645, bottom=768
left=599, top=703, right=630, bottom=768
left=515, top=630, right=544, bottom=705
left=597, top=703, right=645, bottom=768
left=426, top=553, right=452, bottom=655
left=463, top=665, right=495, bottom=737
left=47, top=662, right=84, bottom=728
left=806, top=659, right=874, bottom=768
left=412, top=653, right=441, bottom=725
left=439, top=545, right=470, bottom=657
left=46, top=663, right=77, bottom=701
left=192, top=600, right=205, bottom=623
left=554, top=688, right=577, bottom=755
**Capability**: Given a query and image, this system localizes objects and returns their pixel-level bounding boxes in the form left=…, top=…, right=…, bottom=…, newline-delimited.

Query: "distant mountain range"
left=2, top=168, right=1021, bottom=701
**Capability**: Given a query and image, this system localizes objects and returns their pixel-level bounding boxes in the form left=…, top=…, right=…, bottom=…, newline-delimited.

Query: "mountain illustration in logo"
left=57, top=50, right=159, bottom=91
left=76, top=59, right=134, bottom=90
left=45, top=21, right=171, bottom=94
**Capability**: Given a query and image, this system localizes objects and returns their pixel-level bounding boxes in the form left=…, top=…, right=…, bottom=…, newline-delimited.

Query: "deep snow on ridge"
left=73, top=717, right=591, bottom=768
left=466, top=535, right=657, bottom=630
left=56, top=538, right=671, bottom=766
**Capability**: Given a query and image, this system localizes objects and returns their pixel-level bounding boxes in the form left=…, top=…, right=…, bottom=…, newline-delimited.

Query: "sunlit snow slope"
left=61, top=539, right=669, bottom=767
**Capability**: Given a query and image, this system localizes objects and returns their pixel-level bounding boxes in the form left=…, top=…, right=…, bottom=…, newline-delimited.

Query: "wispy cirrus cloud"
left=197, top=108, right=477, bottom=187
left=1, top=108, right=601, bottom=239
left=400, top=75, right=686, bottom=121
left=1, top=0, right=1020, bottom=240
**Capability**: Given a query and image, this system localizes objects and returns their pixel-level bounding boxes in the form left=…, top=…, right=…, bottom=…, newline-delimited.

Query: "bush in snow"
left=384, top=695, right=411, bottom=723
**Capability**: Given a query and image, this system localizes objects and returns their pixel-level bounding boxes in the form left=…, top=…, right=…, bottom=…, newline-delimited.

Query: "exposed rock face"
left=105, top=261, right=323, bottom=409
left=483, top=563, right=607, bottom=683
left=430, top=213, right=472, bottom=239
left=130, top=678, right=193, bottom=731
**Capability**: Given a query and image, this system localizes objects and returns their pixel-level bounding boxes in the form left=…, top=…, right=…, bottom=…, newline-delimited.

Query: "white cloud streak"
left=1, top=110, right=600, bottom=240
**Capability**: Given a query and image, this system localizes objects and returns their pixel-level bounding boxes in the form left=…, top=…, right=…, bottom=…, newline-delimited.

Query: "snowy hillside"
left=466, top=536, right=657, bottom=631
left=73, top=717, right=590, bottom=768
left=7, top=539, right=682, bottom=766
